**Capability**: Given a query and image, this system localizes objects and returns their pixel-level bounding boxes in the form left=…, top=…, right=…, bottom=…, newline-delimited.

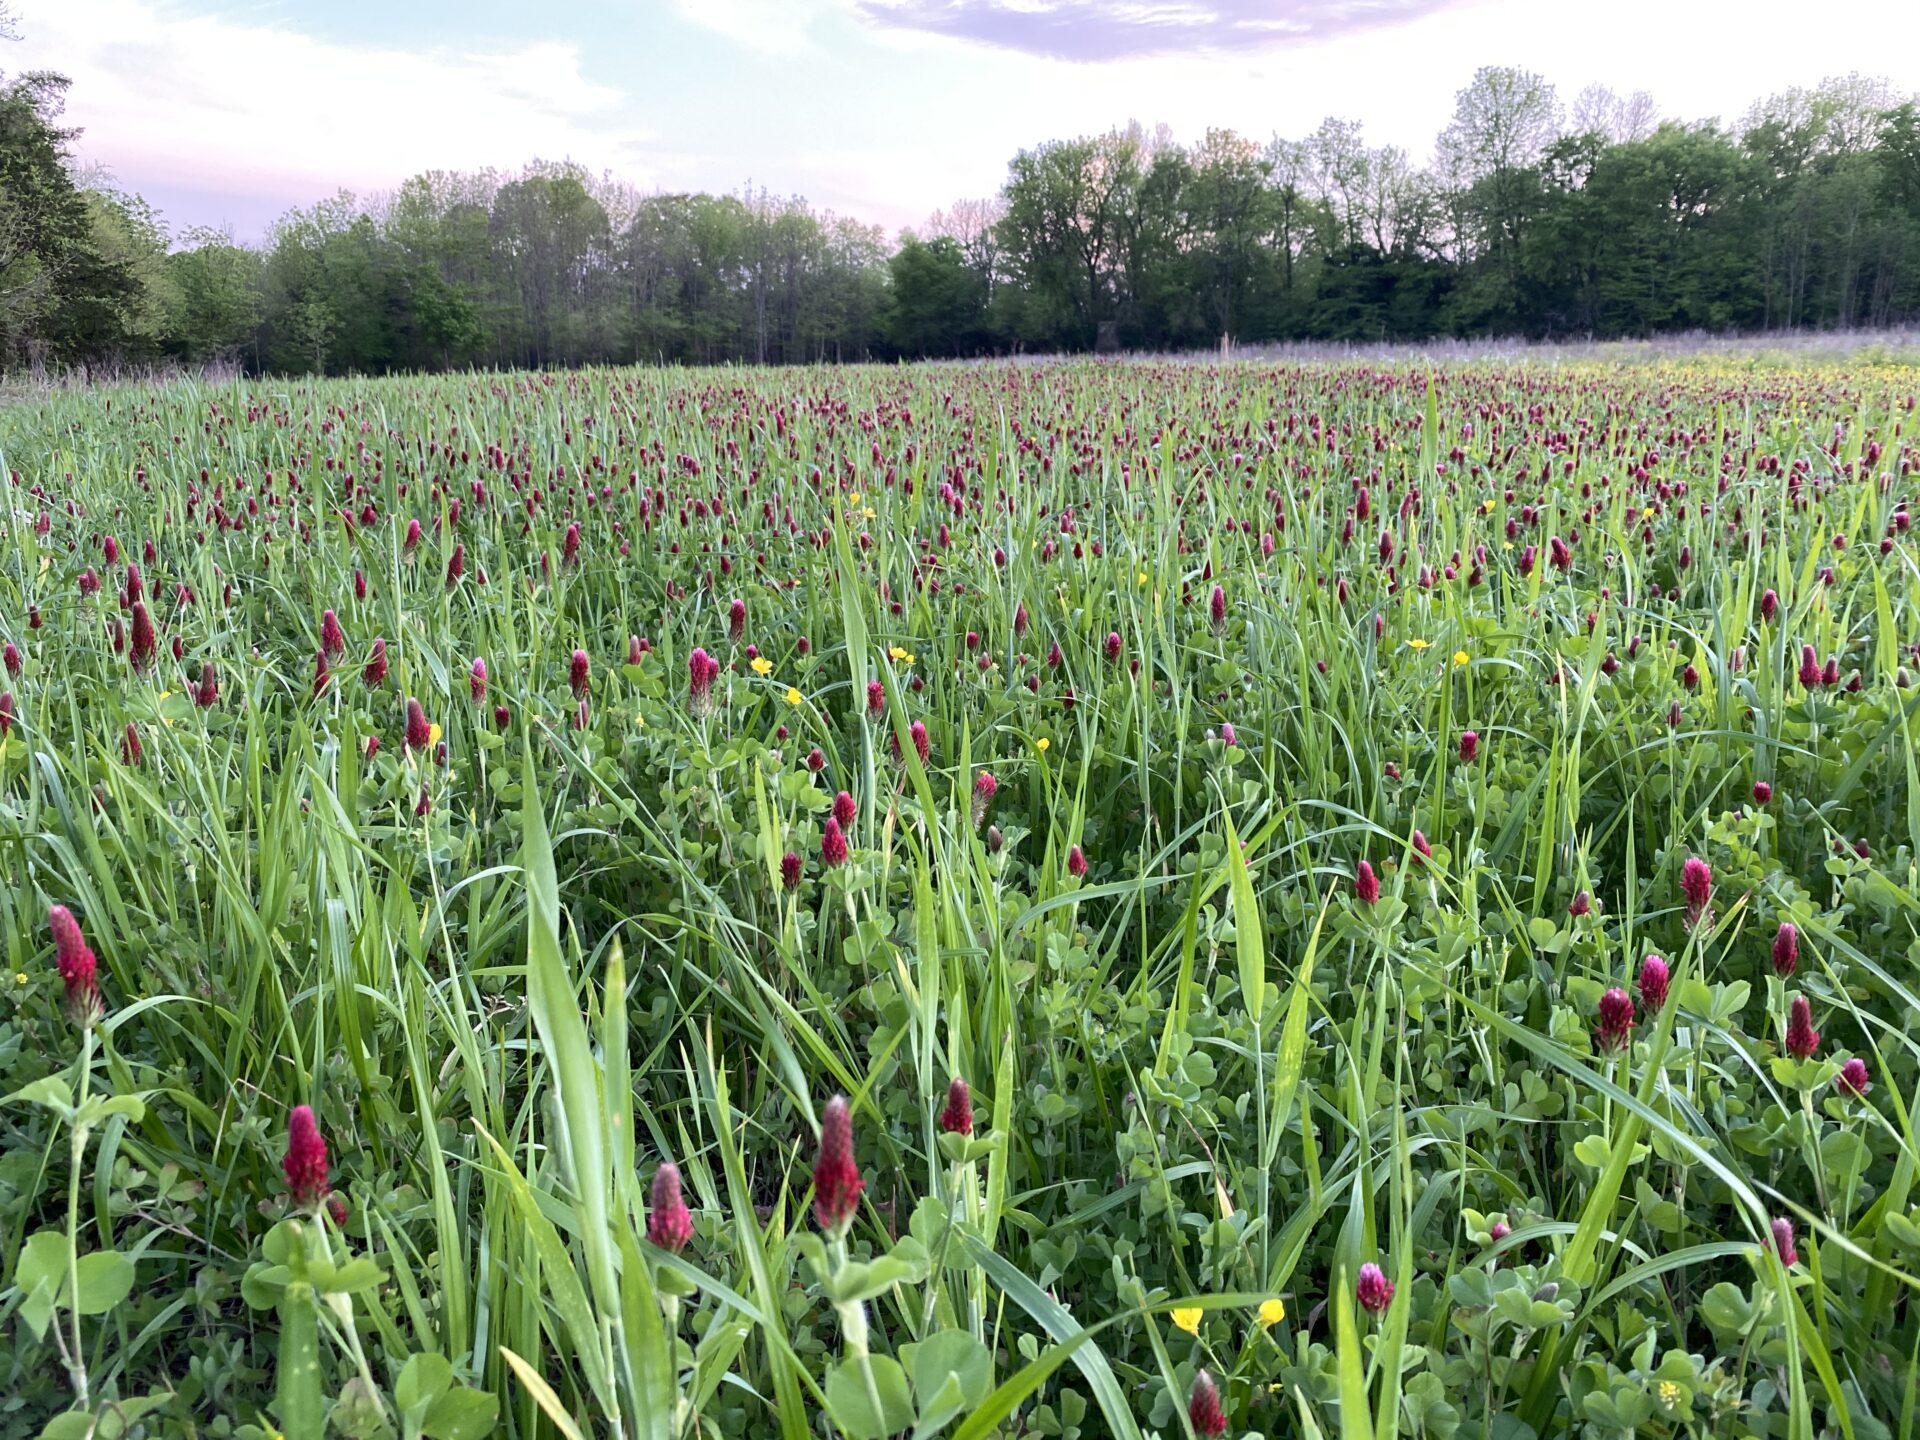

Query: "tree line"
left=6, top=53, right=1920, bottom=376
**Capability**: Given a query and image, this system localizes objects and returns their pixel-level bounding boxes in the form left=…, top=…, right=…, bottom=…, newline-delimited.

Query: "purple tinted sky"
left=8, top=0, right=1916, bottom=244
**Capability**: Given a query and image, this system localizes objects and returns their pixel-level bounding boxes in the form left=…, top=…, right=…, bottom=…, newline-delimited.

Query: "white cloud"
left=7, top=0, right=657, bottom=214
left=669, top=0, right=845, bottom=53
left=9, top=0, right=1920, bottom=249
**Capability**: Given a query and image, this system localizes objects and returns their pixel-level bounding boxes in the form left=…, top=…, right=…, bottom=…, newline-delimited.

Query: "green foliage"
left=12, top=63, right=1920, bottom=376
left=0, top=71, right=154, bottom=369
left=0, top=355, right=1916, bottom=1440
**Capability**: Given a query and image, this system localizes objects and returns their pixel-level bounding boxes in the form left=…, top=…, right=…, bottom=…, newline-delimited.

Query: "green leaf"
left=1334, top=1265, right=1375, bottom=1440
left=422, top=1386, right=500, bottom=1440
left=1222, top=805, right=1263, bottom=1024
left=331, top=1377, right=388, bottom=1439
left=38, top=1394, right=166, bottom=1440
left=499, top=1346, right=586, bottom=1440
left=961, top=1233, right=1142, bottom=1440
left=902, top=1329, right=993, bottom=1411
left=13, top=1231, right=64, bottom=1340
left=397, top=1352, right=454, bottom=1414
left=911, top=1371, right=972, bottom=1439
left=826, top=1249, right=931, bottom=1306
left=241, top=1261, right=290, bottom=1309
left=518, top=751, right=657, bottom=1432
left=824, top=1355, right=915, bottom=1440
left=71, top=1250, right=135, bottom=1315
left=4, top=1075, right=72, bottom=1115
left=950, top=1329, right=1099, bottom=1440
left=74, top=1093, right=147, bottom=1127
left=1698, top=1282, right=1759, bottom=1338
left=1265, top=895, right=1326, bottom=1181
left=13, top=1230, right=67, bottom=1294
left=1571, top=1134, right=1612, bottom=1168
left=472, top=1125, right=615, bottom=1417
left=312, top=1257, right=386, bottom=1296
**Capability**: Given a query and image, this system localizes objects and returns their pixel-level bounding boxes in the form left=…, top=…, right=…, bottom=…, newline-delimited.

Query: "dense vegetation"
left=0, top=355, right=1916, bottom=1439
left=7, top=57, right=1920, bottom=375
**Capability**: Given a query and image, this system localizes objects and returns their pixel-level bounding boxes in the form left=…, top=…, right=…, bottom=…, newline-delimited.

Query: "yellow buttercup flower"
left=1035, top=737, right=1050, bottom=752
left=1480, top=498, right=1496, bottom=513
left=862, top=506, right=876, bottom=520
left=849, top=492, right=861, bottom=505
left=13, top=972, right=26, bottom=986
left=751, top=656, right=773, bottom=676
left=786, top=687, right=803, bottom=706
left=1453, top=650, right=1470, bottom=668
left=1407, top=638, right=1432, bottom=651
left=1171, top=1307, right=1203, bottom=1336
left=1138, top=570, right=1149, bottom=585
left=889, top=646, right=915, bottom=664
left=428, top=723, right=443, bottom=746
left=1258, top=1297, right=1286, bottom=1327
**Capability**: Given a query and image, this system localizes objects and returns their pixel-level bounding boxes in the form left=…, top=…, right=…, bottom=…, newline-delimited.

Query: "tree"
left=1183, top=128, right=1276, bottom=341
left=1741, top=76, right=1917, bottom=327
left=924, top=197, right=1008, bottom=292
left=0, top=71, right=152, bottom=368
left=996, top=133, right=1138, bottom=349
left=163, top=228, right=262, bottom=364
left=1572, top=85, right=1658, bottom=144
left=1307, top=117, right=1372, bottom=252
left=8, top=49, right=1920, bottom=374
left=1436, top=66, right=1563, bottom=328
left=489, top=167, right=613, bottom=368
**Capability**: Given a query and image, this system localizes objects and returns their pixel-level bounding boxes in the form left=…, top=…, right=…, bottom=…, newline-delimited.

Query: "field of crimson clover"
left=0, top=358, right=1917, bottom=1439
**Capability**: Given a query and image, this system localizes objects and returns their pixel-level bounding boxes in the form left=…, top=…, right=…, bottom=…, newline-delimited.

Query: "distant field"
left=0, top=358, right=1916, bottom=1438
left=1217, top=327, right=1920, bottom=368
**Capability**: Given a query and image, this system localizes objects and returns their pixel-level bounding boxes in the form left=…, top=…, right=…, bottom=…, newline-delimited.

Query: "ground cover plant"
left=0, top=356, right=1917, bottom=1439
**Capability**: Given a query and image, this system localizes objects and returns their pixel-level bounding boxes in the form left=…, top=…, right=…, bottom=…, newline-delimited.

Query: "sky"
left=7, top=0, right=1920, bottom=245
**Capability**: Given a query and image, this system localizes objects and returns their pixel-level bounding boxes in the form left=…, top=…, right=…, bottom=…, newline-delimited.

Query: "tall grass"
left=0, top=358, right=1915, bottom=1438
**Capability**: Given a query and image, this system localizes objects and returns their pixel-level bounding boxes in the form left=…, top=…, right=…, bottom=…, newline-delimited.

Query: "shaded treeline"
left=7, top=62, right=1920, bottom=375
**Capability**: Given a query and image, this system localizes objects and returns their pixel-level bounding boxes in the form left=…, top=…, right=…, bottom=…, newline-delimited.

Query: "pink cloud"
left=856, top=0, right=1464, bottom=61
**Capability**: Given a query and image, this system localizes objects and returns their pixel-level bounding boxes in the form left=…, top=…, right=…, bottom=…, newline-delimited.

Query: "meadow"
left=0, top=356, right=1916, bottom=1440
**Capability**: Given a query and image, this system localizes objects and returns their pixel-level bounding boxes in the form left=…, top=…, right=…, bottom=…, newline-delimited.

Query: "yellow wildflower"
left=1658, top=1381, right=1681, bottom=1406
left=428, top=723, right=443, bottom=746
left=1258, top=1297, right=1287, bottom=1327
left=849, top=492, right=861, bottom=505
left=889, top=646, right=915, bottom=664
left=13, top=972, right=26, bottom=986
left=1407, top=638, right=1432, bottom=651
left=1035, top=737, right=1050, bottom=753
left=1453, top=650, right=1470, bottom=668
left=1171, top=1307, right=1203, bottom=1337
left=786, top=686, right=803, bottom=706
left=751, top=656, right=773, bottom=676
left=1138, top=570, right=1149, bottom=585
left=862, top=506, right=876, bottom=520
